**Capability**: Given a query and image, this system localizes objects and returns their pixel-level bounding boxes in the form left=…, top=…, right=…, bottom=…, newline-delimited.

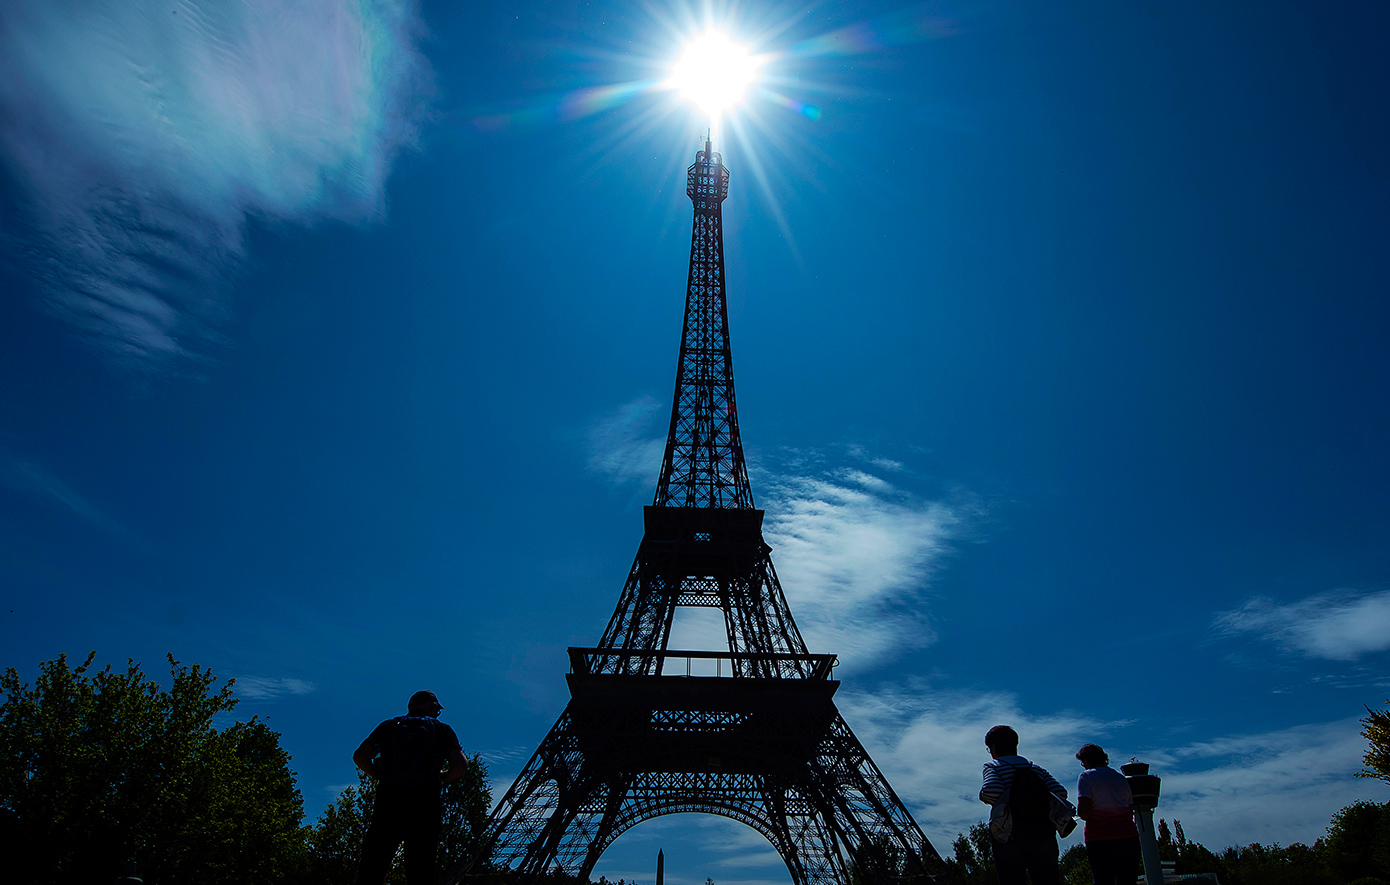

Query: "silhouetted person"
left=1075, top=743, right=1140, bottom=885
left=979, top=725, right=1067, bottom=885
left=354, top=690, right=468, bottom=885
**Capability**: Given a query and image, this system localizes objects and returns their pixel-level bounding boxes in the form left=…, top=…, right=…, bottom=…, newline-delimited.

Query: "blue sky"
left=2, top=1, right=1388, bottom=882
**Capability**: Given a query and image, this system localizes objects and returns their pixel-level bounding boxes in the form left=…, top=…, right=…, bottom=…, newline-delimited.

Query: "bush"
left=0, top=652, right=306, bottom=885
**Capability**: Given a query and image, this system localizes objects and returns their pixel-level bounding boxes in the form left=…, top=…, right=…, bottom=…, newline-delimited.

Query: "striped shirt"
left=980, top=755, right=1068, bottom=805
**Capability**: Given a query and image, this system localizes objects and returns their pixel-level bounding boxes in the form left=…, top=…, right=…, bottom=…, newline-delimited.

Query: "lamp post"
left=1121, top=761, right=1165, bottom=885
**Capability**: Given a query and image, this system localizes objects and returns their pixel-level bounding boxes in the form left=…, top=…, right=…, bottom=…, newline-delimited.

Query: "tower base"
left=449, top=657, right=953, bottom=885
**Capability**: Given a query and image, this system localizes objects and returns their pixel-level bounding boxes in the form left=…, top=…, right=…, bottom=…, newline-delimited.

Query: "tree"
left=946, top=821, right=994, bottom=885
left=305, top=753, right=491, bottom=883
left=1324, top=800, right=1390, bottom=884
left=1059, top=842, right=1092, bottom=885
left=439, top=752, right=494, bottom=873
left=0, top=652, right=306, bottom=885
left=847, top=833, right=913, bottom=885
left=1158, top=818, right=1176, bottom=861
left=1360, top=701, right=1390, bottom=785
left=304, top=772, right=374, bottom=884
left=1216, top=841, right=1335, bottom=885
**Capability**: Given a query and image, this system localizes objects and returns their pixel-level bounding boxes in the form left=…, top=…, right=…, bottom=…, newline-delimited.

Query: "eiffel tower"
left=450, top=141, right=954, bottom=885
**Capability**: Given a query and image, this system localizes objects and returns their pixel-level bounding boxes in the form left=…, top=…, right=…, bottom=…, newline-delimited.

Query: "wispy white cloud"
left=234, top=675, right=317, bottom=700
left=480, top=746, right=532, bottom=767
left=0, top=450, right=129, bottom=538
left=836, top=684, right=1106, bottom=843
left=845, top=444, right=904, bottom=473
left=1214, top=589, right=1390, bottom=660
left=1142, top=718, right=1381, bottom=848
left=585, top=423, right=971, bottom=668
left=761, top=466, right=972, bottom=670
left=0, top=0, right=431, bottom=367
left=836, top=685, right=1386, bottom=852
left=586, top=396, right=667, bottom=483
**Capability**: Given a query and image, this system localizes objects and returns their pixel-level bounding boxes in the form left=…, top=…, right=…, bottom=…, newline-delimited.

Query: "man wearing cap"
left=353, top=690, right=468, bottom=885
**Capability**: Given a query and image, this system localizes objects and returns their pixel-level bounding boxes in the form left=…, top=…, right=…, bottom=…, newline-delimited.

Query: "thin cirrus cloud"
left=836, top=683, right=1107, bottom=842
left=585, top=395, right=667, bottom=484
left=836, top=685, right=1380, bottom=850
left=0, top=450, right=126, bottom=538
left=761, top=467, right=968, bottom=669
left=586, top=397, right=971, bottom=671
left=1144, top=718, right=1380, bottom=848
left=0, top=0, right=431, bottom=367
left=234, top=675, right=318, bottom=701
left=1213, top=589, right=1390, bottom=661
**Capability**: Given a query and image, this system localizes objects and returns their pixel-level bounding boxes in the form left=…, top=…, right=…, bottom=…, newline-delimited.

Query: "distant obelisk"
left=656, top=850, right=664, bottom=885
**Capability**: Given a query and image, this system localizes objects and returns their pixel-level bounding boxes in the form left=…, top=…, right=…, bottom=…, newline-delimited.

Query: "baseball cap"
left=408, top=690, right=442, bottom=712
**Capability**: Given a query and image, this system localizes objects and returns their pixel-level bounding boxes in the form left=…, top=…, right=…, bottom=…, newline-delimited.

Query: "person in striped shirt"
left=979, top=724, right=1068, bottom=885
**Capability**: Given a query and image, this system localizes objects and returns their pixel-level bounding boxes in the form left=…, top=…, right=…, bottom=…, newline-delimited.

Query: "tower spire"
left=654, top=139, right=752, bottom=509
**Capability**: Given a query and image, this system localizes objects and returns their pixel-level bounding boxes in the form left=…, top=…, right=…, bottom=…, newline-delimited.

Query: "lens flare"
left=668, top=30, right=761, bottom=117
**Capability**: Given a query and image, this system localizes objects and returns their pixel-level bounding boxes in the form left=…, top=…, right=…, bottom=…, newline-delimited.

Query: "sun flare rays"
left=454, top=2, right=966, bottom=259
left=667, top=29, right=763, bottom=123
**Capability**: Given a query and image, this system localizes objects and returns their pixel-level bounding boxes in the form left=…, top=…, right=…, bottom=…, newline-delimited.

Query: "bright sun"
left=668, top=30, right=761, bottom=118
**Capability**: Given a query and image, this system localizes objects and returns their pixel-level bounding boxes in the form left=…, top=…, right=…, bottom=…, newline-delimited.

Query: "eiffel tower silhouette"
left=450, top=141, right=954, bottom=885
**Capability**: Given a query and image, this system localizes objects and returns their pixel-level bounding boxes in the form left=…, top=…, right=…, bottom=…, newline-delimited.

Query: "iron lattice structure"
left=448, top=142, right=954, bottom=885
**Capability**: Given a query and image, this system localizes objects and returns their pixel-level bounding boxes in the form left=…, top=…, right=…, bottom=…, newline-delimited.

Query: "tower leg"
left=451, top=707, right=953, bottom=885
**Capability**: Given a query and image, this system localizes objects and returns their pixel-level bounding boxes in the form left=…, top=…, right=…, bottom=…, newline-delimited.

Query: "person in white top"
left=1075, top=743, right=1140, bottom=885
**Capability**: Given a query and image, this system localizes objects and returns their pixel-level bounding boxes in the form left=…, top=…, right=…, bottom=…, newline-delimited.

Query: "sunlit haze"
left=668, top=29, right=761, bottom=119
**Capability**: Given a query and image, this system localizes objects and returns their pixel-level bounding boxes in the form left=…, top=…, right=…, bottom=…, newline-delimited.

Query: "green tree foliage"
left=440, top=752, right=494, bottom=873
left=1219, top=840, right=1336, bottom=885
left=1150, top=813, right=1390, bottom=885
left=304, top=772, right=374, bottom=884
left=305, top=754, right=491, bottom=884
left=951, top=811, right=1390, bottom=885
left=0, top=652, right=306, bottom=885
left=1361, top=701, right=1390, bottom=785
left=1158, top=818, right=1176, bottom=861
left=1156, top=819, right=1224, bottom=880
left=1325, top=801, right=1390, bottom=884
left=1058, top=842, right=1092, bottom=885
left=945, top=821, right=994, bottom=885
left=846, top=833, right=914, bottom=885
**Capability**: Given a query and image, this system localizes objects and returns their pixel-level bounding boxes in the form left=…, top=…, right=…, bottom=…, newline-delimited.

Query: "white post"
left=1122, top=762, right=1166, bottom=885
left=1134, top=806, right=1165, bottom=885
